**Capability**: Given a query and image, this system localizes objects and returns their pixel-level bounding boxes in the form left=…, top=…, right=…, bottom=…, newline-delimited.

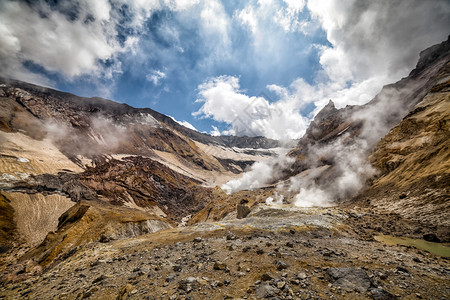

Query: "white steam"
left=44, top=116, right=128, bottom=156
left=265, top=192, right=284, bottom=206
left=293, top=187, right=331, bottom=208
left=221, top=148, right=294, bottom=194
left=285, top=138, right=376, bottom=207
left=223, top=76, right=435, bottom=207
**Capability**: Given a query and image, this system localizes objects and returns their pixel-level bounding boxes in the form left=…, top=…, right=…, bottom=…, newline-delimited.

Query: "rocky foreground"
left=0, top=204, right=449, bottom=299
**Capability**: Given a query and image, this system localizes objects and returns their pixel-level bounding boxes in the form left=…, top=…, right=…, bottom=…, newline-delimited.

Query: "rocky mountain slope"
left=354, top=65, right=450, bottom=226
left=0, top=38, right=449, bottom=299
left=0, top=77, right=283, bottom=251
left=0, top=78, right=280, bottom=181
left=282, top=37, right=450, bottom=213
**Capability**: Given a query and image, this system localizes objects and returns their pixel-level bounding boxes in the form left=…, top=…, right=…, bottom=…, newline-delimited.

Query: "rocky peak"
left=296, top=99, right=356, bottom=149
left=410, top=35, right=450, bottom=77
left=296, top=36, right=450, bottom=151
left=314, top=99, right=337, bottom=123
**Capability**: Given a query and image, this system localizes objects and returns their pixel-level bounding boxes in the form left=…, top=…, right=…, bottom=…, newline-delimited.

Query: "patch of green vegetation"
left=375, top=234, right=450, bottom=257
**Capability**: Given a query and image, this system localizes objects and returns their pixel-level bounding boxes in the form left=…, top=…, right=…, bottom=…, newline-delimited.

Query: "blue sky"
left=1, top=0, right=449, bottom=139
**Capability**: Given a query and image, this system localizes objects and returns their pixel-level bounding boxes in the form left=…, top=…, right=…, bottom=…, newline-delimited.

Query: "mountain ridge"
left=0, top=76, right=281, bottom=149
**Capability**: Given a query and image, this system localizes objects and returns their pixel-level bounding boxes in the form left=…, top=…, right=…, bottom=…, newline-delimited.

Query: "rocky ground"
left=0, top=204, right=449, bottom=299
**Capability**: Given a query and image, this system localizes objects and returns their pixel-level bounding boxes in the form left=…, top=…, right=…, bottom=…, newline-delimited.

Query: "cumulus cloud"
left=304, top=0, right=450, bottom=111
left=194, top=75, right=309, bottom=140
left=0, top=0, right=201, bottom=86
left=196, top=0, right=449, bottom=140
left=309, top=0, right=450, bottom=83
left=0, top=1, right=122, bottom=84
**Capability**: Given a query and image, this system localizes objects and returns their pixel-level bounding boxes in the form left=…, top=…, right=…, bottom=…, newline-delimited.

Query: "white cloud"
left=0, top=0, right=202, bottom=85
left=194, top=75, right=310, bottom=140
left=235, top=5, right=258, bottom=34
left=193, top=73, right=386, bottom=140
left=0, top=1, right=127, bottom=83
left=146, top=70, right=166, bottom=85
left=306, top=0, right=450, bottom=105
left=236, top=0, right=449, bottom=120
left=210, top=125, right=221, bottom=136
left=165, top=0, right=200, bottom=11
left=198, top=0, right=232, bottom=65
left=235, top=0, right=314, bottom=36
left=275, top=0, right=310, bottom=33
left=84, top=0, right=111, bottom=22
left=283, top=0, right=305, bottom=12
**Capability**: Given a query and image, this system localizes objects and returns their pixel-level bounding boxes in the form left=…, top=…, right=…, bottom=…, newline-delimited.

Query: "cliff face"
left=354, top=62, right=450, bottom=225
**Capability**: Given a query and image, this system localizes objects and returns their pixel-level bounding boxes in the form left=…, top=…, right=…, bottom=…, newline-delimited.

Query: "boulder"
left=327, top=268, right=371, bottom=293
left=255, top=284, right=277, bottom=298
left=423, top=233, right=440, bottom=243
left=237, top=204, right=251, bottom=219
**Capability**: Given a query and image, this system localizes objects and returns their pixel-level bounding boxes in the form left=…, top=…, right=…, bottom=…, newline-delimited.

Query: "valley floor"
left=0, top=205, right=449, bottom=299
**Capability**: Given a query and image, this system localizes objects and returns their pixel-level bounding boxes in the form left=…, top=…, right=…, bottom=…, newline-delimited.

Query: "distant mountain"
left=0, top=77, right=280, bottom=149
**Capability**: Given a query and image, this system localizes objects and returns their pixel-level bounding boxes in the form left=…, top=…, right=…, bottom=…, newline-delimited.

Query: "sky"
left=1, top=0, right=449, bottom=140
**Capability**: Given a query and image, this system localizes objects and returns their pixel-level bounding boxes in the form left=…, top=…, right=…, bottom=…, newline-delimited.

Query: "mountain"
left=283, top=37, right=450, bottom=212
left=0, top=38, right=449, bottom=299
left=296, top=37, right=450, bottom=226
left=0, top=77, right=283, bottom=238
left=354, top=61, right=450, bottom=226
